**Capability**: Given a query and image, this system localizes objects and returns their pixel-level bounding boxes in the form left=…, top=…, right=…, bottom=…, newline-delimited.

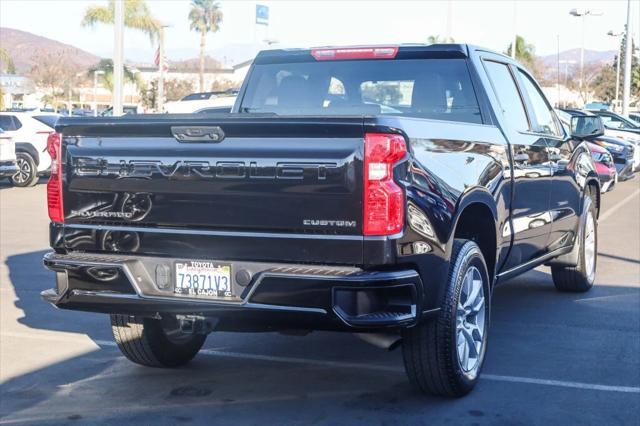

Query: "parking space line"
left=3, top=332, right=639, bottom=394
left=599, top=188, right=640, bottom=222
left=91, top=340, right=640, bottom=394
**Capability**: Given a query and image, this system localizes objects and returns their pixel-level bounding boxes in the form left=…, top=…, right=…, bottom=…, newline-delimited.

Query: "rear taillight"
left=363, top=133, right=407, bottom=236
left=46, top=133, right=64, bottom=223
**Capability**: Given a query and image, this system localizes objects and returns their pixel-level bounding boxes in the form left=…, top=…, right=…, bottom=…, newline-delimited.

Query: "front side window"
left=517, top=70, right=561, bottom=137
left=483, top=61, right=529, bottom=132
left=240, top=58, right=482, bottom=124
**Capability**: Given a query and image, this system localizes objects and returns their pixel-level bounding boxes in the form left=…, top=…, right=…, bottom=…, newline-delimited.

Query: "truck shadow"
left=0, top=177, right=47, bottom=190
left=2, top=249, right=639, bottom=424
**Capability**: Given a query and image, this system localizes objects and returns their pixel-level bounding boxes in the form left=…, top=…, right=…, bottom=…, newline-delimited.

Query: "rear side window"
left=0, top=115, right=21, bottom=131
left=516, top=70, right=562, bottom=137
left=240, top=58, right=482, bottom=124
left=483, top=61, right=529, bottom=132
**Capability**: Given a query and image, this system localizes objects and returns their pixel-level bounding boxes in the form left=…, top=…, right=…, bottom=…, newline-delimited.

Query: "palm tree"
left=506, top=35, right=537, bottom=71
left=188, top=0, right=223, bottom=91
left=82, top=0, right=161, bottom=43
left=0, top=48, right=16, bottom=74
left=427, top=35, right=455, bottom=44
left=89, top=59, right=139, bottom=93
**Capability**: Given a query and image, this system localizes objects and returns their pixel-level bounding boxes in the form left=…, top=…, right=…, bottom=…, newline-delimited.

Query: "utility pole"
left=511, top=1, right=517, bottom=59
left=557, top=35, right=561, bottom=108
left=113, top=0, right=125, bottom=116
left=445, top=0, right=452, bottom=42
left=157, top=26, right=167, bottom=113
left=608, top=30, right=624, bottom=112
left=622, top=0, right=632, bottom=115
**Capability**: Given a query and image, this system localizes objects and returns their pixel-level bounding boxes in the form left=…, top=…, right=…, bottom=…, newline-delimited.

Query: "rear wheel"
left=551, top=191, right=597, bottom=292
left=111, top=314, right=206, bottom=367
left=401, top=239, right=491, bottom=397
left=11, top=152, right=38, bottom=187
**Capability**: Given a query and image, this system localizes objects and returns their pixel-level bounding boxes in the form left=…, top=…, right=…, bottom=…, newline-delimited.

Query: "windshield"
left=239, top=58, right=482, bottom=124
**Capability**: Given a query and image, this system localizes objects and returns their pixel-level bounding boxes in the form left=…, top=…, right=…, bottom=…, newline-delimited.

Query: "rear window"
left=240, top=58, right=482, bottom=124
left=33, top=115, right=58, bottom=129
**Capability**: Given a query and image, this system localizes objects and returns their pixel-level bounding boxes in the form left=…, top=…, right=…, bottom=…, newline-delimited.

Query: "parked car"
left=195, top=106, right=233, bottom=114
left=100, top=105, right=142, bottom=116
left=588, top=109, right=640, bottom=134
left=558, top=109, right=636, bottom=180
left=0, top=128, right=18, bottom=179
left=588, top=109, right=640, bottom=170
left=163, top=92, right=237, bottom=114
left=629, top=112, right=640, bottom=122
left=587, top=142, right=617, bottom=193
left=0, top=112, right=59, bottom=186
left=43, top=44, right=601, bottom=398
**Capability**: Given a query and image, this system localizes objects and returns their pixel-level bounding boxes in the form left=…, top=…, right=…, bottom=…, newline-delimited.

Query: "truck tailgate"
left=57, top=116, right=366, bottom=264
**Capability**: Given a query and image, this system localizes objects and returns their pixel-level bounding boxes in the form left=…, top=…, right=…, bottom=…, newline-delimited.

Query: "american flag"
left=154, top=46, right=169, bottom=71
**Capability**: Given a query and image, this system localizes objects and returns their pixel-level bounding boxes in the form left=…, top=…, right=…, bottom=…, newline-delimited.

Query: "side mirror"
left=570, top=116, right=605, bottom=139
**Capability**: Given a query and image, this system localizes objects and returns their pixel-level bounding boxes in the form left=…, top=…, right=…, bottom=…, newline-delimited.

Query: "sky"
left=1, top=0, right=638, bottom=65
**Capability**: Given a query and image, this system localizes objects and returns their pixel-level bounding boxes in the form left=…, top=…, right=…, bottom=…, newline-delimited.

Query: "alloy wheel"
left=12, top=157, right=32, bottom=185
left=456, top=266, right=486, bottom=377
left=584, top=212, right=596, bottom=282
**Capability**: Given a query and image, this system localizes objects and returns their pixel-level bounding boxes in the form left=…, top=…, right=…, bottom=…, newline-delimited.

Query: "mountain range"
left=0, top=27, right=618, bottom=76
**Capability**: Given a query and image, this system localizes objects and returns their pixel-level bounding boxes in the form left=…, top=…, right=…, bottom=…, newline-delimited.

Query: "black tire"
left=551, top=190, right=597, bottom=293
left=401, top=239, right=491, bottom=397
left=11, top=152, right=38, bottom=187
left=110, top=314, right=206, bottom=368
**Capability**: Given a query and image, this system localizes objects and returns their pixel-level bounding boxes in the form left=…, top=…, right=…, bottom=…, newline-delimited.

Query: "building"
left=136, top=59, right=252, bottom=92
left=0, top=74, right=35, bottom=109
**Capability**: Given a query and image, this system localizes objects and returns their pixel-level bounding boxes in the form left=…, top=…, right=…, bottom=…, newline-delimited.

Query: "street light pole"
left=113, top=0, right=125, bottom=116
left=608, top=30, right=624, bottom=111
left=569, top=8, right=603, bottom=101
left=621, top=0, right=632, bottom=115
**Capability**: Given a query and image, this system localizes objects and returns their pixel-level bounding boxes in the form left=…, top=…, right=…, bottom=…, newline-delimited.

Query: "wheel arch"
left=585, top=175, right=600, bottom=218
left=449, top=189, right=499, bottom=284
left=14, top=143, right=40, bottom=166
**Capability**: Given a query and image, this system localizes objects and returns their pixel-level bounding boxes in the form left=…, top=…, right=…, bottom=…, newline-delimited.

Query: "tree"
left=88, top=59, right=139, bottom=93
left=29, top=51, right=83, bottom=109
left=188, top=0, right=223, bottom=92
left=565, top=62, right=603, bottom=104
left=210, top=79, right=238, bottom=92
left=591, top=65, right=617, bottom=102
left=0, top=48, right=16, bottom=74
left=427, top=35, right=455, bottom=44
left=506, top=35, right=539, bottom=77
left=82, top=0, right=161, bottom=43
left=140, top=78, right=195, bottom=109
left=589, top=36, right=638, bottom=105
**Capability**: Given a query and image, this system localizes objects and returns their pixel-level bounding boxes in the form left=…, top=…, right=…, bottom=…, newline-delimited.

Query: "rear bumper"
left=42, top=252, right=427, bottom=332
left=0, top=160, right=18, bottom=177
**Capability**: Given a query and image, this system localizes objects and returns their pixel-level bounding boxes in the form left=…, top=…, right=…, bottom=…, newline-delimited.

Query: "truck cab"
left=42, top=44, right=601, bottom=397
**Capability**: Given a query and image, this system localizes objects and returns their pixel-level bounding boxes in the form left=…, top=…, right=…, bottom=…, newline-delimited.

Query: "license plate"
left=174, top=261, right=232, bottom=299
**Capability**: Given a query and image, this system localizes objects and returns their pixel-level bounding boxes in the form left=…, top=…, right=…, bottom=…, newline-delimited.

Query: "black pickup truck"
left=43, top=44, right=603, bottom=397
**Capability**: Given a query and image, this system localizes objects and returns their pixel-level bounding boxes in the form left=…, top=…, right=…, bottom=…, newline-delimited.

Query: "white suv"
left=0, top=128, right=17, bottom=179
left=0, top=112, right=59, bottom=187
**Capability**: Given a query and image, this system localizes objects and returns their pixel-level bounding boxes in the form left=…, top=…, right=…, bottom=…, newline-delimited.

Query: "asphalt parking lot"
left=1, top=178, right=639, bottom=425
